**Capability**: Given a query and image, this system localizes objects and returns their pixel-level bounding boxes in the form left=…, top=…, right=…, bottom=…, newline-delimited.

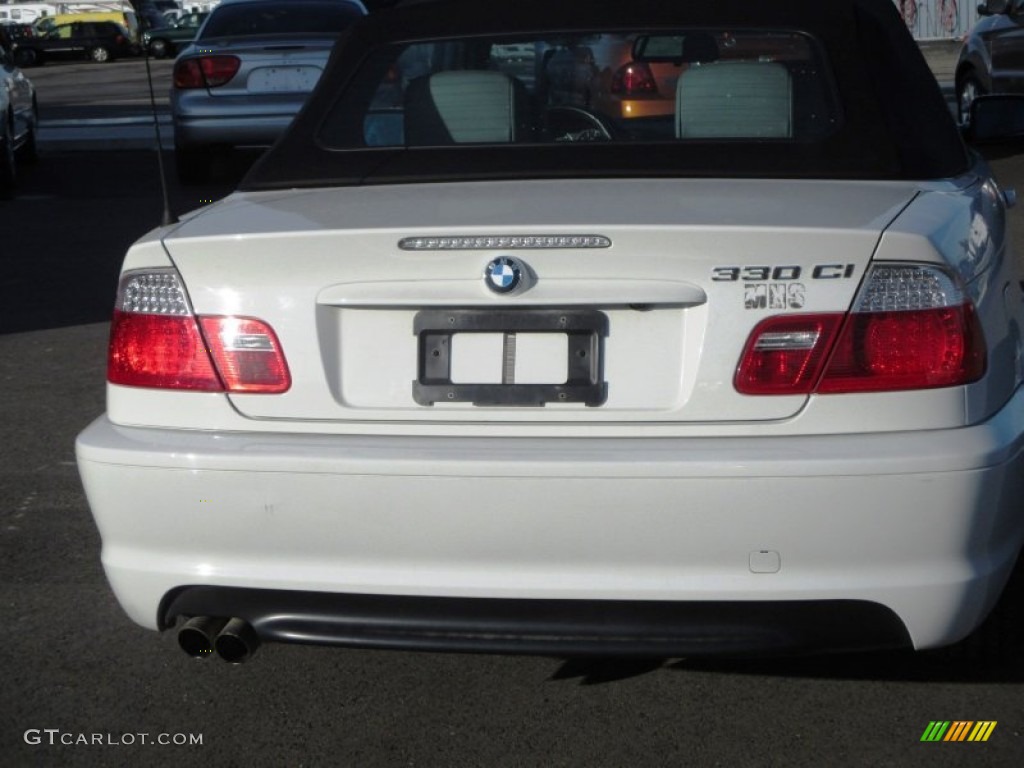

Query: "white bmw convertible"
left=77, top=0, right=1024, bottom=662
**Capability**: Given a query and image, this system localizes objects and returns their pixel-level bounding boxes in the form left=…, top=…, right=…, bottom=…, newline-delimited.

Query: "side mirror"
left=965, top=94, right=1024, bottom=144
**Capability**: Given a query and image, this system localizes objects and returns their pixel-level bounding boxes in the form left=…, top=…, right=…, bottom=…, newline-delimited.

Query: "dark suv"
left=956, top=0, right=1024, bottom=120
left=13, top=21, right=136, bottom=66
left=142, top=12, right=209, bottom=59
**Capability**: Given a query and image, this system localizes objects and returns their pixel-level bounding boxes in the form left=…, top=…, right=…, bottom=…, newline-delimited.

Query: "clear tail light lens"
left=818, top=265, right=986, bottom=392
left=173, top=55, right=241, bottom=89
left=198, top=317, right=291, bottom=393
left=108, top=269, right=290, bottom=393
left=736, top=264, right=986, bottom=395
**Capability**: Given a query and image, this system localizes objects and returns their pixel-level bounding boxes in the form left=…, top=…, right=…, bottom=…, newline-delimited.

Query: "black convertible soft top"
left=240, top=0, right=969, bottom=191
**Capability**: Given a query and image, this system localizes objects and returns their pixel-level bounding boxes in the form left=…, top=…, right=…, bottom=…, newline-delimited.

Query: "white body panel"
left=78, top=381, right=1024, bottom=648
left=106, top=177, right=1021, bottom=434
left=157, top=179, right=910, bottom=425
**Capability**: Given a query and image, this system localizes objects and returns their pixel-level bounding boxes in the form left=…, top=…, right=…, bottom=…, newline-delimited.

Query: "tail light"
left=610, top=62, right=658, bottom=97
left=108, top=269, right=290, bottom=393
left=197, top=316, right=291, bottom=393
left=116, top=34, right=125, bottom=44
left=735, top=264, right=986, bottom=395
left=173, top=55, right=241, bottom=89
left=734, top=314, right=844, bottom=395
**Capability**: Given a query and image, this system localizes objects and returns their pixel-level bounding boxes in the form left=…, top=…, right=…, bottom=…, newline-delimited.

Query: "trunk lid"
left=164, top=178, right=917, bottom=424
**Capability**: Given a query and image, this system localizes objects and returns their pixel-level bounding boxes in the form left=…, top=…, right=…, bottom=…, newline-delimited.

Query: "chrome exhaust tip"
left=215, top=617, right=260, bottom=663
left=177, top=616, right=228, bottom=658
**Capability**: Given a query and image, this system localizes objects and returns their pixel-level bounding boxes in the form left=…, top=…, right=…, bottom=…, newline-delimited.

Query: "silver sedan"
left=170, top=0, right=366, bottom=184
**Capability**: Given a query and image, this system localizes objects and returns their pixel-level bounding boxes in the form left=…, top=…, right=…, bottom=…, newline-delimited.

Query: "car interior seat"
left=675, top=60, right=793, bottom=139
left=403, top=70, right=527, bottom=145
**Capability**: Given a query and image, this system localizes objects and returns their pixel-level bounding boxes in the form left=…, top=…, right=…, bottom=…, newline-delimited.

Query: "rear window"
left=201, top=0, right=363, bottom=39
left=318, top=29, right=843, bottom=149
left=244, top=0, right=970, bottom=190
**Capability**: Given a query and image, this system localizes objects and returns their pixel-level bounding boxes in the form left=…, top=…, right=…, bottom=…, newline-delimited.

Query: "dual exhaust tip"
left=177, top=616, right=259, bottom=663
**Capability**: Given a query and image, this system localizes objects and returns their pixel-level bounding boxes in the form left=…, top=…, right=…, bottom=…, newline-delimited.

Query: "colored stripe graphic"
left=921, top=721, right=997, bottom=742
left=945, top=722, right=973, bottom=741
left=968, top=722, right=997, bottom=742
left=921, top=722, right=950, bottom=742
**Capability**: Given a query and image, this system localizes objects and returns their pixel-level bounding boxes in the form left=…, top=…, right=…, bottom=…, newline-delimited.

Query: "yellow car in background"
left=33, top=11, right=140, bottom=43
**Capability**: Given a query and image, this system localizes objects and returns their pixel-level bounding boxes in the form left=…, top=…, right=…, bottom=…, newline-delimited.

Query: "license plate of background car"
left=247, top=66, right=322, bottom=93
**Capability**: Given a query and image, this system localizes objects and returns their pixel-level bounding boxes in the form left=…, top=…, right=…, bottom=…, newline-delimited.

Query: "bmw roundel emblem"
left=484, top=256, right=523, bottom=294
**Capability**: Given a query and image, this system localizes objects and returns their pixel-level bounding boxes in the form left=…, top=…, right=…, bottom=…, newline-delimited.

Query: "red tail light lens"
left=610, top=62, right=659, bottom=97
left=735, top=264, right=986, bottom=395
left=198, top=317, right=291, bottom=393
left=735, top=314, right=844, bottom=395
left=108, top=270, right=290, bottom=393
left=174, top=59, right=204, bottom=89
left=109, top=310, right=223, bottom=390
left=817, top=306, right=985, bottom=392
left=173, top=55, right=240, bottom=89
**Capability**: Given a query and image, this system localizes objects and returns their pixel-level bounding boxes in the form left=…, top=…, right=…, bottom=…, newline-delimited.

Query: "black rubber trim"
left=160, top=587, right=912, bottom=657
left=413, top=309, right=608, bottom=407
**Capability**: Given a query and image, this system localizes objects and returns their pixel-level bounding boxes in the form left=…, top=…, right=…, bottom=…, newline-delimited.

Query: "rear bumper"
left=172, top=114, right=296, bottom=149
left=76, top=385, right=1024, bottom=655
left=171, top=92, right=308, bottom=149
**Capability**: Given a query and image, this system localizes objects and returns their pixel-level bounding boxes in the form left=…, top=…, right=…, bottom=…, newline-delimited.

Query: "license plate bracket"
left=413, top=309, right=608, bottom=406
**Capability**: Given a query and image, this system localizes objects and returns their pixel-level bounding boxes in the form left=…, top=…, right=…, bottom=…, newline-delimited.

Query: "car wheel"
left=957, top=72, right=986, bottom=125
left=90, top=46, right=111, bottom=63
left=149, top=39, right=169, bottom=59
left=0, top=124, right=16, bottom=201
left=175, top=145, right=213, bottom=185
left=13, top=48, right=38, bottom=67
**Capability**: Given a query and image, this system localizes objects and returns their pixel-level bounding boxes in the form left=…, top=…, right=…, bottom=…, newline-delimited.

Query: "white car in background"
left=78, top=0, right=1024, bottom=664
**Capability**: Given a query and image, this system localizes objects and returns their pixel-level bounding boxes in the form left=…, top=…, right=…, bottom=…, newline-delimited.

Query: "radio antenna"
left=137, top=4, right=177, bottom=226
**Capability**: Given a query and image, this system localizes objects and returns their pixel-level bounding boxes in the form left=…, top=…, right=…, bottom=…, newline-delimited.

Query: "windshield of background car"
left=317, top=29, right=843, bottom=149
left=200, top=0, right=363, bottom=39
